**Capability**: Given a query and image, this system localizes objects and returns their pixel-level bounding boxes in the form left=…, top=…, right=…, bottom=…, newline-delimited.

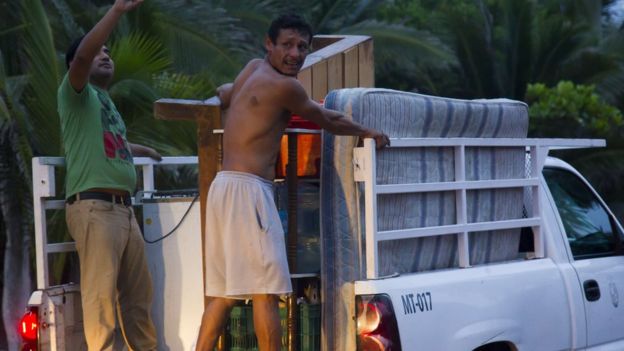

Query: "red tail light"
left=21, top=342, right=37, bottom=351
left=356, top=294, right=402, bottom=351
left=18, top=308, right=38, bottom=342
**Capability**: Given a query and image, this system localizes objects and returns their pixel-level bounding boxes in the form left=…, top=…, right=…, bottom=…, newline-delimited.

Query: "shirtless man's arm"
left=216, top=83, right=233, bottom=109
left=281, top=78, right=390, bottom=148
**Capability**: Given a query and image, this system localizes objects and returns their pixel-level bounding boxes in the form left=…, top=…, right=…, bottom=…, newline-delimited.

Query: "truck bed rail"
left=353, top=137, right=605, bottom=279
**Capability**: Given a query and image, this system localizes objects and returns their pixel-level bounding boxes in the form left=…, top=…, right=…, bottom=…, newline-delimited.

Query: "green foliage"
left=214, top=0, right=458, bottom=93
left=111, top=32, right=171, bottom=83
left=526, top=81, right=623, bottom=138
left=377, top=0, right=433, bottom=28
left=21, top=0, right=62, bottom=155
left=375, top=0, right=624, bottom=103
left=526, top=80, right=624, bottom=221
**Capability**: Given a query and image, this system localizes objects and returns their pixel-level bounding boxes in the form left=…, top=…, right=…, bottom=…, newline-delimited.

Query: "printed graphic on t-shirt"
left=96, top=90, right=132, bottom=161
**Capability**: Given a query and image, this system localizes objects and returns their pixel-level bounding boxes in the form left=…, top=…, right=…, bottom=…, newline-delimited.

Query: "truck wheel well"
left=473, top=341, right=517, bottom=351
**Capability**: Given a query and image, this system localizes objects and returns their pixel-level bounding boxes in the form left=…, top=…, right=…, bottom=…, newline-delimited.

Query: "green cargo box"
left=228, top=303, right=320, bottom=351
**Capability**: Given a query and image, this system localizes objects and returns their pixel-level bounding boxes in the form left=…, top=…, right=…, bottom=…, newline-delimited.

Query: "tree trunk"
left=0, top=122, right=32, bottom=351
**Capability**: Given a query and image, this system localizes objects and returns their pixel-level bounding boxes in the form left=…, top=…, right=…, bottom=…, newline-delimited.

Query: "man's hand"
left=129, top=143, right=162, bottom=161
left=112, top=0, right=143, bottom=13
left=365, top=130, right=391, bottom=149
left=144, top=146, right=163, bottom=161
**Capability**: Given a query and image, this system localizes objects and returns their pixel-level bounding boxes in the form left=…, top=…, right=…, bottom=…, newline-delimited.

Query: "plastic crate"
left=228, top=305, right=287, bottom=351
left=227, top=303, right=321, bottom=351
left=228, top=305, right=256, bottom=351
left=299, top=303, right=321, bottom=351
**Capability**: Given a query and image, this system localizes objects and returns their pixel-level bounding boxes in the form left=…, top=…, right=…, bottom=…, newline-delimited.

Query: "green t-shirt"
left=57, top=74, right=136, bottom=198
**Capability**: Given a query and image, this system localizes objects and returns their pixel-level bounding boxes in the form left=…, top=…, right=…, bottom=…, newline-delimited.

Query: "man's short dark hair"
left=65, top=36, right=85, bottom=68
left=268, top=14, right=313, bottom=44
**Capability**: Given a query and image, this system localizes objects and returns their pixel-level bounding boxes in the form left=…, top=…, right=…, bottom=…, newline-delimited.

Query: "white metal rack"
left=353, top=137, right=605, bottom=279
left=31, top=156, right=198, bottom=289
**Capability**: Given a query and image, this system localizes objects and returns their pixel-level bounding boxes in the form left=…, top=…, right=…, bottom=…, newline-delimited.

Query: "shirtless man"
left=195, top=14, right=389, bottom=351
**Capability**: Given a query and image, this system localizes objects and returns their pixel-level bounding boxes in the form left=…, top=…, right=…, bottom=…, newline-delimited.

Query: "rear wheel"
left=473, top=341, right=515, bottom=351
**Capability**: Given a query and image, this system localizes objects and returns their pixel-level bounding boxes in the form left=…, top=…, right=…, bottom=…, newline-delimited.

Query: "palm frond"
left=532, top=8, right=597, bottom=83
left=0, top=51, right=30, bottom=184
left=20, top=0, right=61, bottom=155
left=6, top=75, right=29, bottom=104
left=595, top=26, right=624, bottom=104
left=493, top=0, right=534, bottom=98
left=438, top=2, right=499, bottom=97
left=127, top=119, right=198, bottom=157
left=153, top=71, right=215, bottom=100
left=49, top=0, right=83, bottom=38
left=313, top=0, right=380, bottom=32
left=151, top=0, right=254, bottom=70
left=560, top=48, right=620, bottom=84
left=343, top=20, right=456, bottom=66
left=109, top=78, right=159, bottom=118
left=0, top=98, right=9, bottom=124
left=0, top=49, right=6, bottom=86
left=0, top=1, right=27, bottom=76
left=111, top=32, right=171, bottom=83
left=218, top=0, right=291, bottom=56
left=111, top=75, right=201, bottom=157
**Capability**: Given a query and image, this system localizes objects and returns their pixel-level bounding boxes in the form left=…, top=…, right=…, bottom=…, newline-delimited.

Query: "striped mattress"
left=319, top=88, right=529, bottom=350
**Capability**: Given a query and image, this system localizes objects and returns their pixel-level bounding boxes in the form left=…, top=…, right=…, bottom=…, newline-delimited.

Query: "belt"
left=66, top=191, right=132, bottom=206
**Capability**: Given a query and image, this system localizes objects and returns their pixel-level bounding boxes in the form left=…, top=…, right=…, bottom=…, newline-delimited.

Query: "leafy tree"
left=0, top=0, right=55, bottom=346
left=378, top=0, right=624, bottom=103
left=216, top=0, right=457, bottom=92
left=526, top=80, right=624, bottom=221
left=0, top=48, right=34, bottom=350
left=526, top=81, right=623, bottom=138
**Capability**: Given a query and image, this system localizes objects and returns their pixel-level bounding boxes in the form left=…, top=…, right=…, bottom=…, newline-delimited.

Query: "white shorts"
left=204, top=171, right=292, bottom=299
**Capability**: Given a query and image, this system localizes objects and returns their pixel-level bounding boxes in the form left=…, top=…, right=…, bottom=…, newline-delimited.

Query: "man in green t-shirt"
left=58, top=1, right=161, bottom=350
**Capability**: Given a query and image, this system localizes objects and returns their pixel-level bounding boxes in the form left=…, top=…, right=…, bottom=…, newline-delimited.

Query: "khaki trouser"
left=66, top=199, right=157, bottom=351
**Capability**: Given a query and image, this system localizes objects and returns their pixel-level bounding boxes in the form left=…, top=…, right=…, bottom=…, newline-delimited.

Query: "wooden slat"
left=343, top=47, right=359, bottom=88
left=302, top=54, right=323, bottom=71
left=327, top=55, right=343, bottom=92
left=311, top=36, right=342, bottom=51
left=304, top=35, right=370, bottom=66
left=154, top=98, right=216, bottom=121
left=358, top=39, right=374, bottom=87
left=312, top=59, right=328, bottom=101
left=297, top=67, right=313, bottom=97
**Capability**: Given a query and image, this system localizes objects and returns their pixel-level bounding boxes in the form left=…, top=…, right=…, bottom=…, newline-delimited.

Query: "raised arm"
left=68, top=0, right=143, bottom=92
left=282, top=79, right=390, bottom=148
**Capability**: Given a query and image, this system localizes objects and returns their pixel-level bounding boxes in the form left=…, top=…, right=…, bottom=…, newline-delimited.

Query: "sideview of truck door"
left=544, top=160, right=624, bottom=350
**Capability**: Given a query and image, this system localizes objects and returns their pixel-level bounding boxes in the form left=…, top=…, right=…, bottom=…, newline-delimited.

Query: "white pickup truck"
left=20, top=89, right=624, bottom=351
left=349, top=138, right=624, bottom=351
